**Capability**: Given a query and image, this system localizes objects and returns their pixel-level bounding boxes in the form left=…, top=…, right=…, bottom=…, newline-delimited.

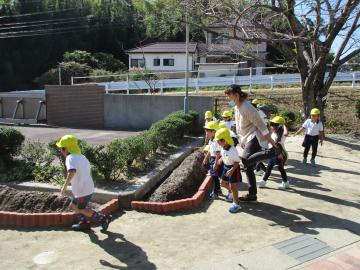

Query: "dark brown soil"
left=0, top=185, right=98, bottom=213
left=148, top=150, right=207, bottom=202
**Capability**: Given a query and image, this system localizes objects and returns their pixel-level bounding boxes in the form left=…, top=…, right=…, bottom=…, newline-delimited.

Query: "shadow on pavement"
left=325, top=137, right=360, bottom=152
left=88, top=230, right=156, bottom=270
left=241, top=202, right=360, bottom=236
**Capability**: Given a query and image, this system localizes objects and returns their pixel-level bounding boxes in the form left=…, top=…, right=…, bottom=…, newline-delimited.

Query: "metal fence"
left=71, top=67, right=360, bottom=94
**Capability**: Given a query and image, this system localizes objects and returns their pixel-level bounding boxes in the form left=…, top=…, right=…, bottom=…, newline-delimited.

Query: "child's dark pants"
left=263, top=157, right=287, bottom=182
left=302, top=135, right=319, bottom=160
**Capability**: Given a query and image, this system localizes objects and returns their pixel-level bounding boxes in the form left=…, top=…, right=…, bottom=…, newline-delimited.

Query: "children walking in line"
left=294, top=108, right=324, bottom=166
left=215, top=128, right=242, bottom=213
left=257, top=116, right=289, bottom=190
left=202, top=121, right=222, bottom=199
left=57, top=135, right=112, bottom=231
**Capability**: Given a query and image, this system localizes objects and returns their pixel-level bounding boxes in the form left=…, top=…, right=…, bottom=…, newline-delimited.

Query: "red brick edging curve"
left=131, top=173, right=212, bottom=213
left=0, top=199, right=119, bottom=228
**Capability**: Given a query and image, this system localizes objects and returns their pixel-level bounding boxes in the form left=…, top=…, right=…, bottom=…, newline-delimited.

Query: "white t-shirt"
left=221, top=146, right=241, bottom=166
left=302, top=119, right=324, bottom=136
left=209, top=139, right=221, bottom=157
left=269, top=125, right=286, bottom=148
left=220, top=120, right=235, bottom=130
left=65, top=154, right=95, bottom=198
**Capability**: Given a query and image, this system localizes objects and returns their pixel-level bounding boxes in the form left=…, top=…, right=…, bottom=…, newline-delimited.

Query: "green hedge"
left=50, top=110, right=198, bottom=182
left=2, top=111, right=199, bottom=183
left=0, top=127, right=25, bottom=167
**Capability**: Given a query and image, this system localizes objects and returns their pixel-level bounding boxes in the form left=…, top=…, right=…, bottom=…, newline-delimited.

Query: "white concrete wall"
left=197, top=64, right=239, bottom=77
left=128, top=53, right=195, bottom=72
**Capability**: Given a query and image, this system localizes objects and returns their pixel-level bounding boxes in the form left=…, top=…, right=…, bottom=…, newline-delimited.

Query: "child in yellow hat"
left=257, top=116, right=289, bottom=190
left=219, top=113, right=239, bottom=146
left=203, top=121, right=223, bottom=199
left=215, top=128, right=241, bottom=213
left=204, top=111, right=217, bottom=126
left=56, top=135, right=112, bottom=231
left=294, top=108, right=324, bottom=166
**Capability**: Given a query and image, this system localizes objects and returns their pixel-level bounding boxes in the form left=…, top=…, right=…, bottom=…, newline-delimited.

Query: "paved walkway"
left=0, top=135, right=359, bottom=269
left=8, top=126, right=139, bottom=145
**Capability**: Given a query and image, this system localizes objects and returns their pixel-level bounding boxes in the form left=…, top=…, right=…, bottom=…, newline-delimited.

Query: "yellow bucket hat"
left=204, top=121, right=219, bottom=131
left=56, top=135, right=81, bottom=155
left=215, top=128, right=234, bottom=146
left=218, top=122, right=227, bottom=129
left=270, top=116, right=285, bottom=125
left=222, top=111, right=232, bottom=118
left=205, top=111, right=213, bottom=119
left=310, top=108, right=320, bottom=115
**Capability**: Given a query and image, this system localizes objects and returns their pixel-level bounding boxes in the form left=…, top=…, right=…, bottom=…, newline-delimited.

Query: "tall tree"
left=173, top=0, right=360, bottom=117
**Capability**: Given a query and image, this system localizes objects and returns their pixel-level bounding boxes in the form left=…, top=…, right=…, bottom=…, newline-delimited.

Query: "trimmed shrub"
left=0, top=127, right=25, bottom=165
left=263, top=104, right=279, bottom=115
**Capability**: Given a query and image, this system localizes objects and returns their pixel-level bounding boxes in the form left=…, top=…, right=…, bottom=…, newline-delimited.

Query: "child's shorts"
left=209, top=156, right=223, bottom=177
left=221, top=164, right=242, bottom=183
left=72, top=194, right=92, bottom=209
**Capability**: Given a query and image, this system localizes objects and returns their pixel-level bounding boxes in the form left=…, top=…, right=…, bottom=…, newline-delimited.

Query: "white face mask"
left=228, top=100, right=236, bottom=107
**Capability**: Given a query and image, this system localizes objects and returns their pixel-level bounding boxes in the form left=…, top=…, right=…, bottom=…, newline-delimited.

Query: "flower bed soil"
left=147, top=150, right=208, bottom=202
left=0, top=185, right=99, bottom=213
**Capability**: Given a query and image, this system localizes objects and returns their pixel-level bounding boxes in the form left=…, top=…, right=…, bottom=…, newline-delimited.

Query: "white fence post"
left=270, top=76, right=274, bottom=90
left=195, top=78, right=199, bottom=93
left=249, top=68, right=252, bottom=90
left=352, top=72, right=356, bottom=88
left=160, top=80, right=164, bottom=95
left=71, top=76, right=74, bottom=85
left=126, top=74, right=130, bottom=95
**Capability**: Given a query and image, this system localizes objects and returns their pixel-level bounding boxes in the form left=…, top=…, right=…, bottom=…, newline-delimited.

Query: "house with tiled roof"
left=126, top=25, right=267, bottom=77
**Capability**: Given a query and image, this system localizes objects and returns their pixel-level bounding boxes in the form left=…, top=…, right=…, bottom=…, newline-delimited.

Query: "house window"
left=211, top=33, right=229, bottom=44
left=153, top=58, right=160, bottom=66
left=163, top=58, right=174, bottom=66
left=130, top=58, right=145, bottom=68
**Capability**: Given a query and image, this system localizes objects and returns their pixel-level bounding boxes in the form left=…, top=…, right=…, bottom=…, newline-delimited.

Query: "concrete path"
left=7, top=125, right=139, bottom=145
left=0, top=135, right=359, bottom=270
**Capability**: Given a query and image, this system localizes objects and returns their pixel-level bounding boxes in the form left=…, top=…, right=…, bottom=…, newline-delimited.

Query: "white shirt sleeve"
left=65, top=155, right=77, bottom=171
left=319, top=121, right=324, bottom=132
left=302, top=119, right=309, bottom=129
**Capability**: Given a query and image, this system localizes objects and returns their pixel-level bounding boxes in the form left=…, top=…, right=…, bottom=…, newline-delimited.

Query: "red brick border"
left=0, top=199, right=119, bottom=228
left=131, top=173, right=212, bottom=214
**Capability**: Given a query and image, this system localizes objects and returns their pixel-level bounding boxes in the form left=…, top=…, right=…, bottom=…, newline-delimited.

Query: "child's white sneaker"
left=278, top=181, right=290, bottom=190
left=228, top=203, right=241, bottom=213
left=257, top=179, right=267, bottom=188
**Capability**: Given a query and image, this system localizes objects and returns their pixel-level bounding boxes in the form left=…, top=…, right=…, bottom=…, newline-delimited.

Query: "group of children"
left=203, top=103, right=324, bottom=213
left=55, top=102, right=324, bottom=230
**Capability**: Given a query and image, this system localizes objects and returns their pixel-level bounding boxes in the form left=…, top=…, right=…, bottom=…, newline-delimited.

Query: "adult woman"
left=225, top=84, right=281, bottom=202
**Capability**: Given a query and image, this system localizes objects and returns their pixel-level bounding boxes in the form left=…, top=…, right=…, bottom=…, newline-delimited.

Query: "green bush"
left=278, top=111, right=303, bottom=130
left=0, top=127, right=25, bottom=165
left=21, top=140, right=54, bottom=165
left=327, top=118, right=346, bottom=129
left=356, top=99, right=360, bottom=119
left=21, top=140, right=63, bottom=183
left=264, top=104, right=279, bottom=115
left=32, top=164, right=64, bottom=184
